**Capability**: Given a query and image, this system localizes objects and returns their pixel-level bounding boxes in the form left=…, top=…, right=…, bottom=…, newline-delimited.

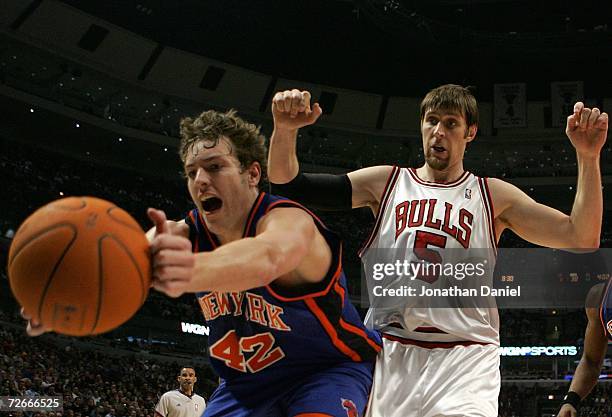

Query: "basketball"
left=7, top=196, right=151, bottom=336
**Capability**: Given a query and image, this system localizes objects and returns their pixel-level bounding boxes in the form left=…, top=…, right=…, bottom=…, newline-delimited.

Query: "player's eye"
left=186, top=170, right=196, bottom=179
left=206, top=164, right=221, bottom=172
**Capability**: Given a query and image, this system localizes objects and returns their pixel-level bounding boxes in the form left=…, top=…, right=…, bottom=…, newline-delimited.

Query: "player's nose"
left=433, top=122, right=445, bottom=137
left=194, top=168, right=211, bottom=186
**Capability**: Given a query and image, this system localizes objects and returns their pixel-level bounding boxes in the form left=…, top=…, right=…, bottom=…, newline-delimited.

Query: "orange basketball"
left=7, top=196, right=151, bottom=336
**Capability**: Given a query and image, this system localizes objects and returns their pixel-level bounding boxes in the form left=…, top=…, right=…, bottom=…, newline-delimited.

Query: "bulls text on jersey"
left=395, top=199, right=474, bottom=248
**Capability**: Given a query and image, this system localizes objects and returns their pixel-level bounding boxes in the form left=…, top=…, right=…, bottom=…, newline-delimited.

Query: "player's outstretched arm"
left=268, top=89, right=393, bottom=212
left=491, top=103, right=607, bottom=249
left=556, top=284, right=607, bottom=417
left=148, top=206, right=330, bottom=296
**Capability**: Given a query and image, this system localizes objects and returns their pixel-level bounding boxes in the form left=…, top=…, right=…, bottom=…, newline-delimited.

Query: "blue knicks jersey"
left=600, top=279, right=612, bottom=341
left=185, top=192, right=382, bottom=384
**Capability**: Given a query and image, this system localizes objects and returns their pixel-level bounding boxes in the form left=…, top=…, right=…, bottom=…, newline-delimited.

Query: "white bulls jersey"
left=360, top=166, right=499, bottom=345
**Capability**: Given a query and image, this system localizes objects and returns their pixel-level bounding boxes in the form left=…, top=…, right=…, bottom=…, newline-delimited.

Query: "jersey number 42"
left=210, top=330, right=285, bottom=373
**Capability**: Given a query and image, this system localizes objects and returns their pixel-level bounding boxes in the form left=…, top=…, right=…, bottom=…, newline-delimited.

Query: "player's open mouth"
left=201, top=197, right=223, bottom=213
left=432, top=145, right=446, bottom=153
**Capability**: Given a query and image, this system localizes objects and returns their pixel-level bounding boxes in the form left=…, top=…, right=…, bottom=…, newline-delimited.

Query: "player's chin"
left=426, top=156, right=450, bottom=170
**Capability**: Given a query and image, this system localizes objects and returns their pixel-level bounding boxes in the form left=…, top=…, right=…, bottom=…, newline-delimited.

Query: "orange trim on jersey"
left=293, top=414, right=334, bottom=417
left=242, top=192, right=266, bottom=238
left=358, top=166, right=400, bottom=257
left=305, top=297, right=362, bottom=361
left=192, top=192, right=265, bottom=251
left=383, top=333, right=491, bottom=349
left=197, top=210, right=218, bottom=249
left=265, top=246, right=343, bottom=302
left=334, top=281, right=383, bottom=352
left=187, top=211, right=200, bottom=252
left=264, top=197, right=343, bottom=301
left=408, top=168, right=471, bottom=188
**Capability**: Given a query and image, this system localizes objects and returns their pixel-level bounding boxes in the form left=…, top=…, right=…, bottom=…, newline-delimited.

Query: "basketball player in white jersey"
left=267, top=86, right=608, bottom=417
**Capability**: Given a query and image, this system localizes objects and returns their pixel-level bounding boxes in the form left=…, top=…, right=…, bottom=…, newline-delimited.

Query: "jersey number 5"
left=413, top=230, right=446, bottom=283
left=210, top=330, right=285, bottom=373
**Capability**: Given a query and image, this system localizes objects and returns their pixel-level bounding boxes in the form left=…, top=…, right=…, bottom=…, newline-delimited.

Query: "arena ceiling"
left=59, top=0, right=612, bottom=98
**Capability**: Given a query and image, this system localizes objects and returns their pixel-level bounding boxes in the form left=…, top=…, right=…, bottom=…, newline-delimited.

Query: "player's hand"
left=146, top=208, right=185, bottom=242
left=272, top=89, right=323, bottom=131
left=147, top=208, right=195, bottom=298
left=556, top=403, right=577, bottom=417
left=20, top=307, right=51, bottom=336
left=566, top=102, right=608, bottom=158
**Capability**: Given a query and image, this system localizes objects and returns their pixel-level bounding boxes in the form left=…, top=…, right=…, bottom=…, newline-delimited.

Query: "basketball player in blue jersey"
left=557, top=281, right=611, bottom=417
left=267, top=86, right=608, bottom=417
left=145, top=109, right=381, bottom=417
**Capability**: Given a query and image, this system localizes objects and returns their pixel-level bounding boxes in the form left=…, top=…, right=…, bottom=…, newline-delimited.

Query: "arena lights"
left=500, top=346, right=578, bottom=357
left=565, top=374, right=612, bottom=380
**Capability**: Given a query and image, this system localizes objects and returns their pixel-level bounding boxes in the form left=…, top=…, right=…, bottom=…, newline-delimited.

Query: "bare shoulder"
left=257, top=206, right=315, bottom=234
left=586, top=283, right=606, bottom=321
left=256, top=206, right=330, bottom=285
left=348, top=165, right=395, bottom=208
left=485, top=177, right=531, bottom=215
left=485, top=177, right=522, bottom=197
left=348, top=165, right=395, bottom=183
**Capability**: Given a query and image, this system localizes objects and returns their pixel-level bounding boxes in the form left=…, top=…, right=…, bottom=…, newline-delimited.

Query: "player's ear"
left=246, top=162, right=262, bottom=187
left=466, top=124, right=478, bottom=142
left=193, top=376, right=198, bottom=383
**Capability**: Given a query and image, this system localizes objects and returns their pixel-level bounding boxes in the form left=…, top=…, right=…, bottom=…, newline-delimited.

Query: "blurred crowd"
left=2, top=33, right=611, bottom=180
left=498, top=383, right=612, bottom=417
left=0, top=325, right=217, bottom=417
